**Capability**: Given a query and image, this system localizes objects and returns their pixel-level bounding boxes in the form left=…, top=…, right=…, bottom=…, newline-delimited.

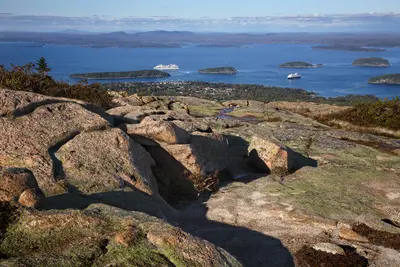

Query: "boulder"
left=0, top=168, right=44, bottom=208
left=161, top=132, right=230, bottom=177
left=0, top=101, right=110, bottom=196
left=0, top=89, right=113, bottom=122
left=110, top=92, right=143, bottom=106
left=124, top=110, right=166, bottom=124
left=55, top=128, right=158, bottom=195
left=248, top=134, right=294, bottom=174
left=146, top=146, right=199, bottom=204
left=107, top=105, right=166, bottom=124
left=125, top=120, right=190, bottom=145
left=142, top=110, right=211, bottom=133
left=107, top=105, right=144, bottom=117
left=169, top=101, right=189, bottom=112
left=0, top=204, right=242, bottom=267
left=147, top=222, right=241, bottom=267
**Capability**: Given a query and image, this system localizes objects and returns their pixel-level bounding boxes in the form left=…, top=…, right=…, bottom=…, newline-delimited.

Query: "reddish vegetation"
left=352, top=223, right=400, bottom=250
left=295, top=246, right=368, bottom=267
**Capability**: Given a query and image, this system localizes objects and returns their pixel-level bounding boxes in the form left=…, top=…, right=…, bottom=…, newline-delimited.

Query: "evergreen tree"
left=35, top=57, right=51, bottom=76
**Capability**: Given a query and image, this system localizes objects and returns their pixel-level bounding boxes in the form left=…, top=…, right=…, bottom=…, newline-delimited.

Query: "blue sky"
left=1, top=0, right=400, bottom=32
left=1, top=0, right=400, bottom=17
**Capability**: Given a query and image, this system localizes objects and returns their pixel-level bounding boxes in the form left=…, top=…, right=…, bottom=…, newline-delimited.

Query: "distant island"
left=352, top=57, right=390, bottom=67
left=312, top=45, right=386, bottom=52
left=69, top=70, right=170, bottom=80
left=198, top=67, right=238, bottom=74
left=368, top=74, right=400, bottom=85
left=196, top=44, right=241, bottom=48
left=279, top=62, right=323, bottom=68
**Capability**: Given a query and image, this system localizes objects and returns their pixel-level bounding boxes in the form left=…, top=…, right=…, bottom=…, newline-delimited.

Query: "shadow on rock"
left=38, top=184, right=169, bottom=220
left=177, top=202, right=295, bottom=267
left=248, top=147, right=318, bottom=175
left=289, top=148, right=318, bottom=173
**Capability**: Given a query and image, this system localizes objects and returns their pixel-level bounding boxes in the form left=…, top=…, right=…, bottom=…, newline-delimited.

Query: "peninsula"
left=279, top=62, right=322, bottom=68
left=352, top=57, right=390, bottom=67
left=69, top=70, right=170, bottom=80
left=312, top=45, right=386, bottom=52
left=368, top=74, right=400, bottom=84
left=198, top=67, right=238, bottom=74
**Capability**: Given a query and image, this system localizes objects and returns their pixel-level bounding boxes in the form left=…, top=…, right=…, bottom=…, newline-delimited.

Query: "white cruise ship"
left=153, top=64, right=179, bottom=70
left=287, top=73, right=301, bottom=79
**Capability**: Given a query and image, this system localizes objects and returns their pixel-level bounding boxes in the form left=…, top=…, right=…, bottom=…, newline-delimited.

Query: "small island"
left=279, top=62, right=322, bottom=68
left=352, top=57, right=390, bottom=67
left=312, top=45, right=386, bottom=52
left=368, top=74, right=400, bottom=85
left=69, top=70, right=170, bottom=80
left=198, top=67, right=238, bottom=74
left=196, top=44, right=241, bottom=48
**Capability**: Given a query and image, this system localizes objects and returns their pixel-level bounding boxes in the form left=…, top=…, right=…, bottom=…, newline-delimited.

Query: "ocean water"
left=0, top=42, right=399, bottom=98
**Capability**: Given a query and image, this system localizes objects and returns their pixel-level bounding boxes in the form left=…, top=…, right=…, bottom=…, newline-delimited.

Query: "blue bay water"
left=0, top=43, right=399, bottom=98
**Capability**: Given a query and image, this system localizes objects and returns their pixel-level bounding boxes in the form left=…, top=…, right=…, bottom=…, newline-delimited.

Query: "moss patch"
left=188, top=105, right=221, bottom=117
left=261, top=152, right=394, bottom=219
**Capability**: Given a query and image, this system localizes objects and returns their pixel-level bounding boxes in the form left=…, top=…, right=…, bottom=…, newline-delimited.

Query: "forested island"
left=69, top=70, right=170, bottom=80
left=312, top=45, right=386, bottom=52
left=279, top=62, right=322, bottom=68
left=352, top=57, right=390, bottom=67
left=368, top=74, right=400, bottom=84
left=198, top=67, right=238, bottom=74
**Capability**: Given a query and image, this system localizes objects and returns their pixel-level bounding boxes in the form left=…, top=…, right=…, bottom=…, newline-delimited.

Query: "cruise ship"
left=287, top=73, right=301, bottom=79
left=153, top=64, right=179, bottom=70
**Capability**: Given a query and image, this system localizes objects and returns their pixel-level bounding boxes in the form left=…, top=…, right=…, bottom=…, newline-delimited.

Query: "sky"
left=1, top=0, right=400, bottom=32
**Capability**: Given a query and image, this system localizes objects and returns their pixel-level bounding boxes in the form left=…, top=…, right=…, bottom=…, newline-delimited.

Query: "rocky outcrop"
left=0, top=204, right=242, bottom=267
left=162, top=132, right=230, bottom=177
left=142, top=111, right=211, bottom=133
left=2, top=88, right=400, bottom=267
left=0, top=89, right=113, bottom=122
left=248, top=135, right=294, bottom=174
left=0, top=168, right=44, bottom=208
left=55, top=128, right=158, bottom=195
left=126, top=120, right=190, bottom=145
left=0, top=99, right=110, bottom=196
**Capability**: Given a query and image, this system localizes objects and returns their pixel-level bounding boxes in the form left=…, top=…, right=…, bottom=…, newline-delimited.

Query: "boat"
left=287, top=73, right=301, bottom=79
left=153, top=64, right=179, bottom=70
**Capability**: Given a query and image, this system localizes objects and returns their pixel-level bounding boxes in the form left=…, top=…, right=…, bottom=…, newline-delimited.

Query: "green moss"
left=94, top=239, right=174, bottom=267
left=261, top=143, right=398, bottom=220
left=188, top=105, right=221, bottom=117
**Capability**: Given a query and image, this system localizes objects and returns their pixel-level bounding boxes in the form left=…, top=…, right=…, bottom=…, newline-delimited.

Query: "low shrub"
left=0, top=62, right=113, bottom=109
left=318, top=98, right=400, bottom=131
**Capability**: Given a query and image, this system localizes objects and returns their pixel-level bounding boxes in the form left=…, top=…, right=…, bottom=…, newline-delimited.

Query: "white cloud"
left=1, top=13, right=400, bottom=32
